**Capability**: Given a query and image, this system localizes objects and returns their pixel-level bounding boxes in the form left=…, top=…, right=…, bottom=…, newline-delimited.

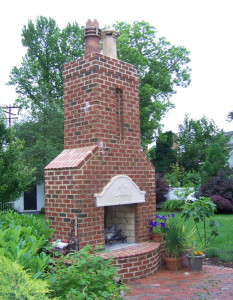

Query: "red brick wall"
left=99, top=242, right=162, bottom=282
left=63, top=53, right=141, bottom=149
left=45, top=52, right=156, bottom=247
left=45, top=147, right=155, bottom=247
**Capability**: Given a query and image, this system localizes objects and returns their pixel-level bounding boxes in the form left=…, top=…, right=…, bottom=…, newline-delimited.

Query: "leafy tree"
left=8, top=17, right=191, bottom=181
left=13, top=111, right=63, bottom=182
left=201, top=142, right=229, bottom=180
left=177, top=115, right=229, bottom=172
left=115, top=21, right=191, bottom=147
left=8, top=16, right=84, bottom=114
left=164, top=162, right=187, bottom=187
left=9, top=16, right=84, bottom=183
left=149, top=131, right=177, bottom=173
left=0, top=114, right=34, bottom=207
left=227, top=111, right=233, bottom=122
left=163, top=162, right=201, bottom=188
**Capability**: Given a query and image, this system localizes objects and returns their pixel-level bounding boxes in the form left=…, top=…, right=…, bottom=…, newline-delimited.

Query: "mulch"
left=203, top=256, right=233, bottom=268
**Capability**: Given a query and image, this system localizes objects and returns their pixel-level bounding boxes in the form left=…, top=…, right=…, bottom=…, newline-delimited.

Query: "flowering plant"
left=149, top=214, right=175, bottom=234
left=185, top=240, right=205, bottom=257
left=193, top=251, right=204, bottom=256
left=163, top=216, right=186, bottom=258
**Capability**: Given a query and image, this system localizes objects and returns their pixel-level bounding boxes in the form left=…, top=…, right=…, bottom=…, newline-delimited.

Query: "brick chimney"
left=45, top=20, right=156, bottom=248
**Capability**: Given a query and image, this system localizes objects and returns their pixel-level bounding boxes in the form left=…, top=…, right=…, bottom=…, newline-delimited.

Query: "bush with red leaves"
left=199, top=170, right=233, bottom=203
left=156, top=174, right=170, bottom=203
left=210, top=195, right=233, bottom=214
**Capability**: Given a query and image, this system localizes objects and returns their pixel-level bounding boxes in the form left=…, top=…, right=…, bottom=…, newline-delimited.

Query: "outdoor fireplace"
left=44, top=19, right=156, bottom=250
left=96, top=174, right=146, bottom=246
left=104, top=205, right=134, bottom=244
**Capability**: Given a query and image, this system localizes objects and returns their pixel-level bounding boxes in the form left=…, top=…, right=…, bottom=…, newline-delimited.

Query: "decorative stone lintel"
left=95, top=175, right=146, bottom=207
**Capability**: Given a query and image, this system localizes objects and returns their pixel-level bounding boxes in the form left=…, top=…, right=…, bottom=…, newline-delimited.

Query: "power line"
left=0, top=105, right=21, bottom=127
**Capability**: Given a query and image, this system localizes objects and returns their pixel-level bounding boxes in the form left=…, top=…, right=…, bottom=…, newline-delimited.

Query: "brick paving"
left=126, top=265, right=233, bottom=299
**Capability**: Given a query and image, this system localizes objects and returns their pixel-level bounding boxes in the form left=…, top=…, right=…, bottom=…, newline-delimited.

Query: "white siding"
left=13, top=183, right=45, bottom=212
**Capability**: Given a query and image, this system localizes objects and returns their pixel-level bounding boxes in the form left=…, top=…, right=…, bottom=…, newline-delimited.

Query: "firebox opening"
left=104, top=204, right=136, bottom=247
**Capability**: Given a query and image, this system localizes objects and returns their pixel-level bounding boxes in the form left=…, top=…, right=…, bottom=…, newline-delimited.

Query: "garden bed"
left=204, top=256, right=233, bottom=268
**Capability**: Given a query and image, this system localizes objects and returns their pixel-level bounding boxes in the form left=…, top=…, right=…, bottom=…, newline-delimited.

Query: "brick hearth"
left=99, top=242, right=162, bottom=282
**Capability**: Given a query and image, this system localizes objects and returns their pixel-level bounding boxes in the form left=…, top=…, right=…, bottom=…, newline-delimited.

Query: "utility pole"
left=1, top=105, right=21, bottom=127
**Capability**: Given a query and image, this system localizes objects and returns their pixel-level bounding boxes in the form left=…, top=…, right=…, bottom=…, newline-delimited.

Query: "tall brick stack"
left=45, top=20, right=156, bottom=248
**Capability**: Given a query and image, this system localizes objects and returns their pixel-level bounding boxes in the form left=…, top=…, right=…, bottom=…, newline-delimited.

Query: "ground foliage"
left=46, top=245, right=129, bottom=299
left=0, top=256, right=50, bottom=300
left=0, top=211, right=53, bottom=277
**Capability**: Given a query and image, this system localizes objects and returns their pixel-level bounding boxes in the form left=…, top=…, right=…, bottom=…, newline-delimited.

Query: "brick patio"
left=126, top=265, right=233, bottom=299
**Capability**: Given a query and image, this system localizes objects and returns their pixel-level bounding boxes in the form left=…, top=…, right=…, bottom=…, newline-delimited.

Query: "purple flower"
left=150, top=213, right=176, bottom=232
left=156, top=215, right=162, bottom=219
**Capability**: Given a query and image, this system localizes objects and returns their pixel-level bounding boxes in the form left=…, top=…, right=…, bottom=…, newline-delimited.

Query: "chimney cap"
left=84, top=19, right=101, bottom=38
left=86, top=19, right=99, bottom=28
left=102, top=27, right=119, bottom=38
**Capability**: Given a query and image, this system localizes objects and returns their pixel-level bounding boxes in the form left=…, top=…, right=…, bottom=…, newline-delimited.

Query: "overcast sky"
left=0, top=0, right=232, bottom=132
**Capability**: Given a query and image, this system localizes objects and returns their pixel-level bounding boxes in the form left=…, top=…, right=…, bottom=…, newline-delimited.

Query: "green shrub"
left=218, top=250, right=233, bottom=263
left=0, top=256, right=50, bottom=299
left=205, top=247, right=233, bottom=263
left=0, top=210, right=53, bottom=241
left=162, top=200, right=185, bottom=211
left=46, top=245, right=129, bottom=299
left=0, top=211, right=53, bottom=276
left=205, top=247, right=219, bottom=258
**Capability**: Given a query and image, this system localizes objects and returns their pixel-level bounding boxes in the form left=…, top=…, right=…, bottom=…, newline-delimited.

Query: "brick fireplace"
left=44, top=20, right=156, bottom=251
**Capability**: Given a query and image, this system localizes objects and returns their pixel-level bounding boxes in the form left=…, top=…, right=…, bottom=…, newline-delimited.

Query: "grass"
left=34, top=214, right=46, bottom=222
left=160, top=211, right=233, bottom=261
